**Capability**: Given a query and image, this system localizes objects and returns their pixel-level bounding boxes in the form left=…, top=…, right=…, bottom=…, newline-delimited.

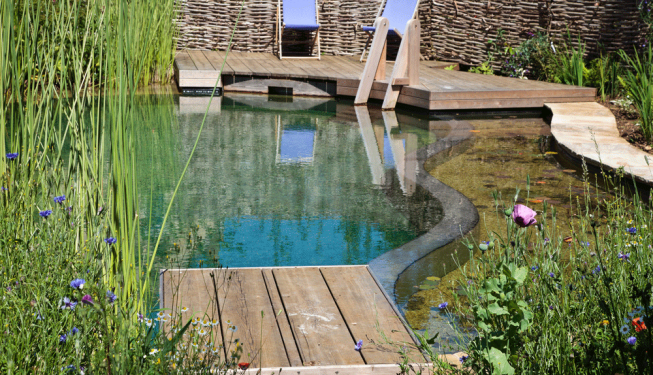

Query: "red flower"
left=238, top=362, right=250, bottom=370
left=633, top=317, right=647, bottom=333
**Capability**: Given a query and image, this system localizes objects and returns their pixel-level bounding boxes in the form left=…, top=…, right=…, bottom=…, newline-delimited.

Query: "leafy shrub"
left=619, top=46, right=653, bottom=142
left=469, top=62, right=495, bottom=75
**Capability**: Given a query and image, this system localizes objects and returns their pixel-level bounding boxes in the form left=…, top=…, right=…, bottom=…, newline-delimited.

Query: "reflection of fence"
left=176, top=0, right=645, bottom=65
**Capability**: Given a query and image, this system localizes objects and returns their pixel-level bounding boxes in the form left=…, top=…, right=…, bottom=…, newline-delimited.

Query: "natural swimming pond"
left=140, top=93, right=610, bottom=330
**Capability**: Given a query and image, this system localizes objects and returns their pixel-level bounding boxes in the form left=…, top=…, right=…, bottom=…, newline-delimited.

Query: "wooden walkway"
left=175, top=50, right=596, bottom=111
left=160, top=266, right=426, bottom=373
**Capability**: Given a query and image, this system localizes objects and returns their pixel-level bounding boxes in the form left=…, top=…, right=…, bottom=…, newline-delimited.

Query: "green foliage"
left=467, top=262, right=532, bottom=374
left=619, top=46, right=653, bottom=143
left=469, top=62, right=495, bottom=75
left=586, top=53, right=624, bottom=101
left=558, top=36, right=589, bottom=87
left=445, top=65, right=456, bottom=70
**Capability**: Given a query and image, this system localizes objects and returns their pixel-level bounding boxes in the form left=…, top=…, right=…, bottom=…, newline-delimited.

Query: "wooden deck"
left=160, top=266, right=426, bottom=373
left=175, top=50, right=597, bottom=111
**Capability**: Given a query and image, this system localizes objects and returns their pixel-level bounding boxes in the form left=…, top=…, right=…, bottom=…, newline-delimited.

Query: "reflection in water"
left=142, top=95, right=444, bottom=271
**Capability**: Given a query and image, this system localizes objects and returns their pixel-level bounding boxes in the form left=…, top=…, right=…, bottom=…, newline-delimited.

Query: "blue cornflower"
left=531, top=265, right=539, bottom=271
left=583, top=241, right=590, bottom=247
left=1, top=187, right=6, bottom=192
left=549, top=305, right=554, bottom=310
left=6, top=153, right=18, bottom=160
left=627, top=336, right=637, bottom=345
left=627, top=227, right=637, bottom=234
left=618, top=252, right=630, bottom=261
left=459, top=355, right=469, bottom=364
left=548, top=272, right=555, bottom=278
left=106, top=290, right=117, bottom=304
left=438, top=302, right=449, bottom=310
left=70, top=327, right=79, bottom=335
left=104, top=237, right=117, bottom=245
left=60, top=297, right=77, bottom=310
left=54, top=195, right=66, bottom=204
left=62, top=365, right=76, bottom=373
left=59, top=334, right=67, bottom=343
left=592, top=265, right=601, bottom=274
left=70, top=278, right=85, bottom=290
left=39, top=210, right=52, bottom=218
left=354, top=339, right=363, bottom=351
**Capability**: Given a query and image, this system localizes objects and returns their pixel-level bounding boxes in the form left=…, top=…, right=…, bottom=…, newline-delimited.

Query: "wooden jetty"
left=175, top=50, right=596, bottom=111
left=160, top=265, right=428, bottom=373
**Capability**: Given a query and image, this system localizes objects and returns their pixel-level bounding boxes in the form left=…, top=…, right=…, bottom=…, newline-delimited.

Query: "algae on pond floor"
left=401, top=116, right=612, bottom=334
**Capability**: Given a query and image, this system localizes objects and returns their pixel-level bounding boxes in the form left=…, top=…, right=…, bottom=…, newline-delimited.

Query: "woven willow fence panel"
left=176, top=0, right=645, bottom=64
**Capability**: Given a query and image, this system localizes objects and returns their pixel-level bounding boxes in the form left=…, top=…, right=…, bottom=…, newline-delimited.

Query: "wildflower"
left=81, top=294, right=94, bottom=305
left=548, top=272, right=555, bottom=278
left=633, top=317, right=647, bottom=332
left=627, top=336, right=637, bottom=345
left=106, top=290, right=117, bottom=304
left=157, top=311, right=166, bottom=318
left=70, top=327, right=79, bottom=335
left=6, top=153, right=18, bottom=160
left=104, top=237, right=117, bottom=245
left=201, top=318, right=211, bottom=327
left=70, top=278, right=86, bottom=290
left=211, top=319, right=219, bottom=326
left=54, top=195, right=66, bottom=204
left=459, top=355, right=469, bottom=364
left=60, top=334, right=67, bottom=343
left=531, top=265, right=539, bottom=271
left=627, top=227, right=637, bottom=234
left=137, top=313, right=144, bottom=323
left=211, top=346, right=221, bottom=354
left=354, top=339, right=363, bottom=351
left=149, top=348, right=159, bottom=355
left=511, top=204, right=537, bottom=227
left=228, top=325, right=238, bottom=332
left=145, top=319, right=153, bottom=327
left=592, top=265, right=601, bottom=274
left=39, top=210, right=52, bottom=218
left=181, top=307, right=189, bottom=313
left=198, top=328, right=208, bottom=336
left=238, top=363, right=251, bottom=370
left=60, top=297, right=77, bottom=310
left=620, top=324, right=631, bottom=335
left=192, top=317, right=200, bottom=326
left=549, top=305, right=554, bottom=310
left=618, top=252, right=630, bottom=261
left=601, top=320, right=609, bottom=326
left=438, top=302, right=448, bottom=310
left=582, top=241, right=590, bottom=247
left=62, top=365, right=76, bottom=373
left=633, top=306, right=644, bottom=314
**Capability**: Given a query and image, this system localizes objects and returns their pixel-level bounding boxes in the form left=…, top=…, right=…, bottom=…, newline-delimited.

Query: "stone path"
left=547, top=102, right=653, bottom=186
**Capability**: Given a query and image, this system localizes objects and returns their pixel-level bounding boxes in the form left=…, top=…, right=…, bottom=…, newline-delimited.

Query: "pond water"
left=139, top=93, right=609, bottom=345
left=138, top=94, right=442, bottom=269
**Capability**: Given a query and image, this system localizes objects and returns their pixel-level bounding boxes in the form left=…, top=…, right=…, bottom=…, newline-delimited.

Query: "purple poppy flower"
left=39, top=210, right=52, bottom=218
left=627, top=336, right=637, bottom=345
left=6, top=153, right=18, bottom=160
left=60, top=297, right=77, bottom=310
left=354, top=339, right=363, bottom=351
left=81, top=294, right=94, bottom=305
left=438, top=302, right=448, bottom=310
left=70, top=278, right=85, bottom=290
left=104, top=237, right=117, bottom=245
left=106, top=290, right=117, bottom=304
left=512, top=204, right=537, bottom=227
left=53, top=195, right=66, bottom=204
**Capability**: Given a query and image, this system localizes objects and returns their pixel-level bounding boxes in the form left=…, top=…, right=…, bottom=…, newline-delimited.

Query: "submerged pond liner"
left=368, top=119, right=479, bottom=302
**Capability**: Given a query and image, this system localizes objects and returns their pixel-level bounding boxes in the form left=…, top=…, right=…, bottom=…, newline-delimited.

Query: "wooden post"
left=354, top=17, right=389, bottom=105
left=382, top=19, right=420, bottom=110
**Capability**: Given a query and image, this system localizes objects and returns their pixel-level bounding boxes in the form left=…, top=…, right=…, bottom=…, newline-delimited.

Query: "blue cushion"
left=362, top=26, right=399, bottom=36
left=283, top=0, right=318, bottom=29
left=284, top=24, right=320, bottom=31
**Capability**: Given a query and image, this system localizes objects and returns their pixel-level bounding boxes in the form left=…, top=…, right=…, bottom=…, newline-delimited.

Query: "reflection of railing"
left=275, top=115, right=318, bottom=165
left=355, top=107, right=418, bottom=196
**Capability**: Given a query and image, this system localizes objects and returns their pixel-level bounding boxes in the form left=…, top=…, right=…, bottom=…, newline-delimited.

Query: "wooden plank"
left=355, top=17, right=389, bottom=105
left=427, top=96, right=593, bottom=110
left=262, top=269, right=303, bottom=367
left=175, top=51, right=197, bottom=71
left=218, top=269, right=290, bottom=368
left=160, top=269, right=223, bottom=348
left=223, top=52, right=253, bottom=75
left=321, top=266, right=422, bottom=364
left=241, top=363, right=433, bottom=375
left=273, top=267, right=365, bottom=366
left=187, top=50, right=216, bottom=71
left=203, top=50, right=235, bottom=75
left=235, top=52, right=273, bottom=77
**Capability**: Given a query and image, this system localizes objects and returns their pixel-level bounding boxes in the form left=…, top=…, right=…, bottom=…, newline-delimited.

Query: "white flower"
left=211, top=346, right=221, bottom=354
left=211, top=319, right=219, bottom=327
left=157, top=311, right=166, bottom=318
left=181, top=307, right=189, bottom=313
left=145, top=319, right=153, bottom=327
left=198, top=328, right=208, bottom=336
left=201, top=318, right=211, bottom=327
left=620, top=324, right=631, bottom=335
left=149, top=348, right=159, bottom=356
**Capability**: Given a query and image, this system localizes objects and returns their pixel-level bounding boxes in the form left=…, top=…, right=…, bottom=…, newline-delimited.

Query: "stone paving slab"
left=547, top=102, right=653, bottom=185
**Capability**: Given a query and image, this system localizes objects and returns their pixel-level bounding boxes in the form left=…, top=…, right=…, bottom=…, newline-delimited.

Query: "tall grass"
left=619, top=46, right=653, bottom=142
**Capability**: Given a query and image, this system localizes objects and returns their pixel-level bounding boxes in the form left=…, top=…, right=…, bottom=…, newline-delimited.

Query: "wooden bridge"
left=160, top=266, right=429, bottom=374
left=175, top=50, right=596, bottom=111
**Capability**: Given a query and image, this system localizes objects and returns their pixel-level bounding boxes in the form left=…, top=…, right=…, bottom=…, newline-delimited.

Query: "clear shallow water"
left=137, top=95, right=442, bottom=269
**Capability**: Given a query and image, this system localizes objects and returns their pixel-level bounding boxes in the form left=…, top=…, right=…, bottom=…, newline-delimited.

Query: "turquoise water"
left=138, top=95, right=442, bottom=269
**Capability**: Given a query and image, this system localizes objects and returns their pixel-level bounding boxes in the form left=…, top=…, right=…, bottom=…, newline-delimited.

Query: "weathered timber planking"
left=261, top=269, right=303, bottom=367
left=224, top=52, right=254, bottom=75
left=203, top=50, right=235, bottom=75
left=175, top=51, right=197, bottom=71
left=273, top=267, right=365, bottom=366
left=217, top=269, right=289, bottom=368
left=187, top=50, right=216, bottom=71
left=321, top=267, right=422, bottom=364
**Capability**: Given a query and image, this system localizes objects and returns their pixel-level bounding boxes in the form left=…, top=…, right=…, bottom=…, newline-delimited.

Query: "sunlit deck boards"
left=175, top=50, right=597, bottom=111
left=160, top=266, right=425, bottom=372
